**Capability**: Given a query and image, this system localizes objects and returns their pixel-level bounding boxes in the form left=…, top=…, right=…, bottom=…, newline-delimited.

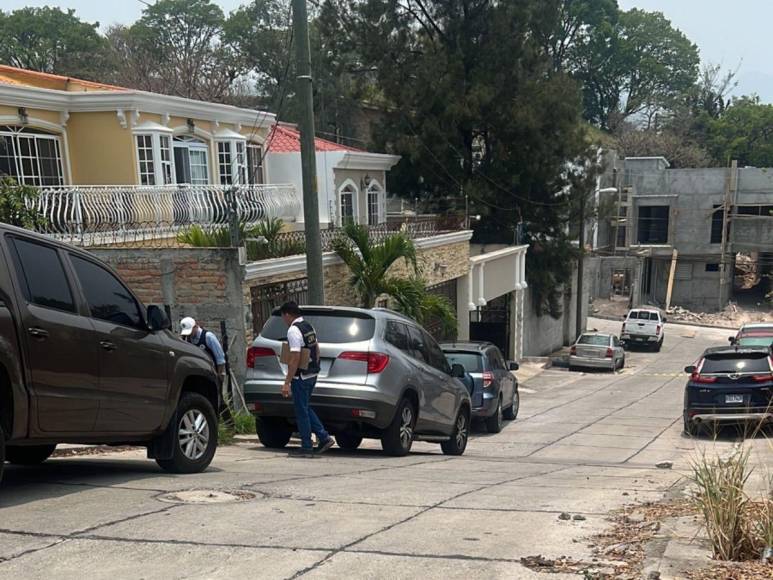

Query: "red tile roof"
left=266, top=124, right=364, bottom=153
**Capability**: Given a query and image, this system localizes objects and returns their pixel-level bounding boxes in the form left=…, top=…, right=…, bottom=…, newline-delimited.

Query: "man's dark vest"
left=192, top=328, right=217, bottom=365
left=293, top=319, right=320, bottom=376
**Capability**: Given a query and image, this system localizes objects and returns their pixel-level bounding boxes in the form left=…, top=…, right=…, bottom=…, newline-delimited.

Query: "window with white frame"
left=340, top=185, right=355, bottom=225
left=0, top=126, right=65, bottom=186
left=367, top=182, right=382, bottom=226
left=173, top=136, right=209, bottom=185
left=216, top=140, right=247, bottom=185
left=135, top=134, right=156, bottom=185
left=247, top=143, right=264, bottom=184
left=134, top=131, right=176, bottom=186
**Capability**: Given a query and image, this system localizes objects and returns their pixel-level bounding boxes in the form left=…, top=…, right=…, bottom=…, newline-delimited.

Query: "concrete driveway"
left=1, top=318, right=770, bottom=579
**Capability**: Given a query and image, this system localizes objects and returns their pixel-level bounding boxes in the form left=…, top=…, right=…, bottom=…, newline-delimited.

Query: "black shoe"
left=316, top=437, right=335, bottom=455
left=288, top=448, right=315, bottom=458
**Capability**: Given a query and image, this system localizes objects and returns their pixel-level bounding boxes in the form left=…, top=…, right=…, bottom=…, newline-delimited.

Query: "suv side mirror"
left=450, top=363, right=466, bottom=378
left=684, top=365, right=696, bottom=374
left=508, top=361, right=520, bottom=371
left=728, top=336, right=735, bottom=343
left=147, top=305, right=171, bottom=332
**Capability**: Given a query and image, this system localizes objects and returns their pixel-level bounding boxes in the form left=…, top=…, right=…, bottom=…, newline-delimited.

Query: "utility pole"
left=718, top=159, right=738, bottom=311
left=576, top=191, right=586, bottom=340
left=292, top=0, right=324, bottom=304
left=612, top=168, right=621, bottom=256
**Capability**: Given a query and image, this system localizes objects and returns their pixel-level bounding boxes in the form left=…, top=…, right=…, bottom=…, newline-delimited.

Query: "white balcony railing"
left=29, top=183, right=300, bottom=246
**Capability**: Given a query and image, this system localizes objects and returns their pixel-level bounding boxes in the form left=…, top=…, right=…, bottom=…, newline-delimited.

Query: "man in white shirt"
left=280, top=302, right=334, bottom=457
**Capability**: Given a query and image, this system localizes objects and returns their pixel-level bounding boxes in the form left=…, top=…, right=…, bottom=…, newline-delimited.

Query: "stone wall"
left=92, top=248, right=248, bottom=385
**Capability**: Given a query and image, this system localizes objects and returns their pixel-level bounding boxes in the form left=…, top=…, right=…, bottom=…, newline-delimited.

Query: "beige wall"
left=67, top=111, right=136, bottom=184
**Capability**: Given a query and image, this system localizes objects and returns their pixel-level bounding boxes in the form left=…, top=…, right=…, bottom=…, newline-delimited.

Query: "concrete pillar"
left=508, top=290, right=518, bottom=360
left=456, top=274, right=471, bottom=341
left=477, top=262, right=487, bottom=307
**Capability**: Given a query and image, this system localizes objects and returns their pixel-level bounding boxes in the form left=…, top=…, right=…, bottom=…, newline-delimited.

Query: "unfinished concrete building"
left=596, top=156, right=773, bottom=313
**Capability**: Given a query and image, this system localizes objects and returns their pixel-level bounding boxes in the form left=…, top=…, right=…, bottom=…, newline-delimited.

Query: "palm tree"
left=332, top=223, right=456, bottom=332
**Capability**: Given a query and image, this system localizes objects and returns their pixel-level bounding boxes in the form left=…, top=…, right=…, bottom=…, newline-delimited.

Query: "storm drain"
left=157, top=489, right=257, bottom=505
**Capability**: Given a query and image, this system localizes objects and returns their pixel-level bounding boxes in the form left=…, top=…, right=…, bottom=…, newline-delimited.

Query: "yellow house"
left=0, top=65, right=299, bottom=242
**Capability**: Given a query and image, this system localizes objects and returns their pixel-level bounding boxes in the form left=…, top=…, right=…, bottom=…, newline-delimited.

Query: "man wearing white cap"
left=180, top=317, right=226, bottom=382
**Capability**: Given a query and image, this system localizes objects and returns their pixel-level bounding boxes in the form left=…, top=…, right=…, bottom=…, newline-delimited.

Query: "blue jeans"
left=291, top=376, right=329, bottom=450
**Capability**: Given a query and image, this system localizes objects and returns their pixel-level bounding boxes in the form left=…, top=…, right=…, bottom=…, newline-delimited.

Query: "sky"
left=4, top=0, right=772, bottom=102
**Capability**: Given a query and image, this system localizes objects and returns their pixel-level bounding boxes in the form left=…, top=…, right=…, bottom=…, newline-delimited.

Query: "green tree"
left=574, top=9, right=700, bottom=130
left=332, top=224, right=456, bottom=331
left=705, top=96, right=773, bottom=167
left=351, top=0, right=596, bottom=315
left=0, top=7, right=109, bottom=79
left=0, top=179, right=47, bottom=230
left=108, top=0, right=238, bottom=101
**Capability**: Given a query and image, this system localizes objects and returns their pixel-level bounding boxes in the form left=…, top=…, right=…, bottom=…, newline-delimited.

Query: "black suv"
left=683, top=346, right=773, bottom=436
left=0, top=225, right=220, bottom=484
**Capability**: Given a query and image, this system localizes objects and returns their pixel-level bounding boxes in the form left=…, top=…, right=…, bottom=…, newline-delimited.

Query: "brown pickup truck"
left=0, top=224, right=220, bottom=483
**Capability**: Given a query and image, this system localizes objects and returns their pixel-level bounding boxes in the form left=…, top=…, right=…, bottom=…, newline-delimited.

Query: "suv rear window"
left=701, top=354, right=771, bottom=374
left=443, top=352, right=484, bottom=372
left=261, top=312, right=375, bottom=343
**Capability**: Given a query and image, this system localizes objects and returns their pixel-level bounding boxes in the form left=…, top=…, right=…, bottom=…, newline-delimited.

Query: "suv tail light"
left=483, top=371, right=494, bottom=387
left=691, top=372, right=717, bottom=384
left=605, top=347, right=613, bottom=358
left=656, top=325, right=662, bottom=335
left=338, top=352, right=390, bottom=373
left=752, top=374, right=773, bottom=383
left=569, top=346, right=577, bottom=356
left=247, top=346, right=275, bottom=368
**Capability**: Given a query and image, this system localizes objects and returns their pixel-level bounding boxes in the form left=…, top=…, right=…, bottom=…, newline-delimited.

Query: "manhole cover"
left=158, top=489, right=256, bottom=504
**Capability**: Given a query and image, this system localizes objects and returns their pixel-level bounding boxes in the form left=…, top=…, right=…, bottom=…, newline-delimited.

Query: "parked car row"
left=244, top=306, right=521, bottom=456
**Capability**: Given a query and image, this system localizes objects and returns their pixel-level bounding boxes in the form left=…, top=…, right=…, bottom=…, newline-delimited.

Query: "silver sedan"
left=569, top=333, right=625, bottom=372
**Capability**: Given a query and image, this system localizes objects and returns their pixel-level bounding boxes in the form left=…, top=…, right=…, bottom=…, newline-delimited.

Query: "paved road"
left=1, top=318, right=770, bottom=579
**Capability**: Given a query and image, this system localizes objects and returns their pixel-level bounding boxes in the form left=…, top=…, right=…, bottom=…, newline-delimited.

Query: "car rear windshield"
left=737, top=337, right=773, bottom=347
left=578, top=335, right=610, bottom=346
left=260, top=312, right=376, bottom=343
left=628, top=311, right=659, bottom=321
left=443, top=351, right=484, bottom=372
left=701, top=354, right=772, bottom=374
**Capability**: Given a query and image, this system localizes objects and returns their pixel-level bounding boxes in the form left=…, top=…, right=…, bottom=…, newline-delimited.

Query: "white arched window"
left=339, top=182, right=357, bottom=226
left=366, top=179, right=384, bottom=226
left=0, top=125, right=65, bottom=186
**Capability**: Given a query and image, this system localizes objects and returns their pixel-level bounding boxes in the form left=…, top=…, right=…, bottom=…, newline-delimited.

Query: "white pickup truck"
left=620, top=309, right=665, bottom=352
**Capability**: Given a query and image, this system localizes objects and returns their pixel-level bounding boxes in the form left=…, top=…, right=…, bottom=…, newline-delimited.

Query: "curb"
left=590, top=313, right=740, bottom=331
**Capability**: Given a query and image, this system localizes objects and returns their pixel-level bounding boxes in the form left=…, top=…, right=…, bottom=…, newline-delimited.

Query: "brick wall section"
left=92, top=248, right=249, bottom=386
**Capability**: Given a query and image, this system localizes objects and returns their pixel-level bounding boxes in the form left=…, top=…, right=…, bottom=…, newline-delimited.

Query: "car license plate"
left=725, top=394, right=744, bottom=404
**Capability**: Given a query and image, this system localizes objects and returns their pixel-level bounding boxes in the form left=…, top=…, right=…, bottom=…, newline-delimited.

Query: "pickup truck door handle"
left=100, top=341, right=117, bottom=351
left=28, top=327, right=49, bottom=339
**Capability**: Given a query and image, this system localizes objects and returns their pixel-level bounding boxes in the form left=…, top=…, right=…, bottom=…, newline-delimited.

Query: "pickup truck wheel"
left=381, top=398, right=416, bottom=457
left=156, top=392, right=217, bottom=474
left=256, top=417, right=292, bottom=449
left=441, top=408, right=470, bottom=456
left=5, top=444, right=56, bottom=465
left=485, top=398, right=503, bottom=433
left=336, top=432, right=363, bottom=451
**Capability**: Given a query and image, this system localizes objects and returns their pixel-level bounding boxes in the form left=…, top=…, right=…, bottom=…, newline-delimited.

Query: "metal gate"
left=425, top=279, right=458, bottom=342
left=250, top=278, right=308, bottom=335
left=470, top=294, right=510, bottom=354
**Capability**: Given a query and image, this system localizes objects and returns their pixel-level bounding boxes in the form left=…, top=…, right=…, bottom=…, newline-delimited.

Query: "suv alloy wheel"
left=442, top=408, right=470, bottom=455
left=381, top=397, right=416, bottom=456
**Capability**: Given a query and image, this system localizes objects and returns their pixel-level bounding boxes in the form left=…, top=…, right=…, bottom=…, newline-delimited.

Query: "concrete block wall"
left=93, top=248, right=249, bottom=386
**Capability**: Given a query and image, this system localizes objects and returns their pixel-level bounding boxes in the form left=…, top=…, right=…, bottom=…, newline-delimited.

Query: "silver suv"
left=244, top=306, right=472, bottom=456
